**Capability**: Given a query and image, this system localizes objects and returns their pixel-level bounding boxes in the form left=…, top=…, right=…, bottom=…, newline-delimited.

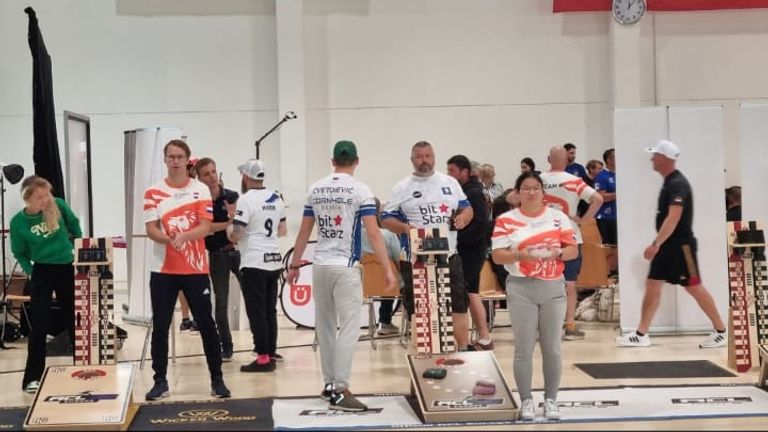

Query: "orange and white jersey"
left=491, top=207, right=576, bottom=281
left=143, top=178, right=213, bottom=274
left=540, top=170, right=596, bottom=244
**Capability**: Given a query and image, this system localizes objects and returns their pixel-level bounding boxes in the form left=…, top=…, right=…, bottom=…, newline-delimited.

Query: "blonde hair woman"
left=10, top=175, right=81, bottom=393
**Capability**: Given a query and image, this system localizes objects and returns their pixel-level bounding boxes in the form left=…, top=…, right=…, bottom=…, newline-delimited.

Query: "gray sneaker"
left=377, top=323, right=400, bottom=336
left=329, top=390, right=368, bottom=412
left=563, top=327, right=585, bottom=341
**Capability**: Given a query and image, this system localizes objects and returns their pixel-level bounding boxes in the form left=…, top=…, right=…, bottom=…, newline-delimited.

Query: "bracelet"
left=289, top=264, right=302, bottom=270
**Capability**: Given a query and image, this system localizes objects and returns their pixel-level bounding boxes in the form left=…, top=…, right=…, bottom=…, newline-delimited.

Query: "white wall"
left=3, top=0, right=768, bottom=282
left=0, top=0, right=278, bottom=280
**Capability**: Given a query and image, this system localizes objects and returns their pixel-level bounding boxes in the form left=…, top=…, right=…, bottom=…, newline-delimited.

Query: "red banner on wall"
left=554, top=0, right=768, bottom=12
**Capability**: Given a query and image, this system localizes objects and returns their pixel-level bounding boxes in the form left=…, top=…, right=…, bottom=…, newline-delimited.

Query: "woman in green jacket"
left=10, top=175, right=81, bottom=393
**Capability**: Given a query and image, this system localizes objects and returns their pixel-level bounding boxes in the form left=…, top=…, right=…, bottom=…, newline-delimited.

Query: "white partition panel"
left=615, top=106, right=727, bottom=333
left=614, top=107, right=671, bottom=332
left=740, top=103, right=768, bottom=223
left=124, top=127, right=183, bottom=323
left=668, top=106, right=728, bottom=331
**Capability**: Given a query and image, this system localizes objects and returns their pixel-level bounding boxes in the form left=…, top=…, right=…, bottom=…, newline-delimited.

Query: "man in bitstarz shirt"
left=381, top=141, right=475, bottom=351
left=287, top=140, right=396, bottom=412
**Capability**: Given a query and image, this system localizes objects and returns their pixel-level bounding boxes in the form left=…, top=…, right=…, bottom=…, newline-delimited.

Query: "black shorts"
left=597, top=218, right=618, bottom=246
left=457, top=247, right=486, bottom=295
left=648, top=239, right=701, bottom=287
left=400, top=254, right=469, bottom=316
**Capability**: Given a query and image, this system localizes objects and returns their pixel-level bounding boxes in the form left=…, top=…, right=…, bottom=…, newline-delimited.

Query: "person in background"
left=584, top=159, right=604, bottom=189
left=480, top=163, right=504, bottom=208
left=725, top=186, right=742, bottom=222
left=229, top=159, right=287, bottom=372
left=520, top=157, right=538, bottom=175
left=563, top=143, right=587, bottom=180
left=594, top=149, right=618, bottom=275
left=287, top=140, right=396, bottom=412
left=491, top=171, right=578, bottom=421
left=540, top=146, right=603, bottom=341
left=196, top=157, right=241, bottom=362
left=448, top=155, right=493, bottom=350
left=143, top=139, right=230, bottom=401
left=361, top=198, right=402, bottom=336
left=616, top=140, right=727, bottom=349
left=11, top=175, right=82, bottom=394
left=178, top=157, right=201, bottom=332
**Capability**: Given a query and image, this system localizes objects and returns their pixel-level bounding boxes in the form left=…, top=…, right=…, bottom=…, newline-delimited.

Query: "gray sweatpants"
left=313, top=265, right=363, bottom=392
left=506, top=276, right=566, bottom=401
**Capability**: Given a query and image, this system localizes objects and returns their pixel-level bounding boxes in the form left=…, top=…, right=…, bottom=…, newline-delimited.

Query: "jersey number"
left=264, top=218, right=273, bottom=237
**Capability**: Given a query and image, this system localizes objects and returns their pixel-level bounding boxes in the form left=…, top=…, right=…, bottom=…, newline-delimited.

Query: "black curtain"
left=25, top=7, right=65, bottom=199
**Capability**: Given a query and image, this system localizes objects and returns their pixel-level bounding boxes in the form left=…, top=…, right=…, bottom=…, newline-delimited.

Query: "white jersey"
left=381, top=172, right=469, bottom=255
left=233, top=188, right=286, bottom=271
left=303, top=173, right=376, bottom=267
left=540, top=170, right=597, bottom=244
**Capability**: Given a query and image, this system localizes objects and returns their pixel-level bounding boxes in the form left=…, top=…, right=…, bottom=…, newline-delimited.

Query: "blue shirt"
left=566, top=163, right=587, bottom=180
left=594, top=169, right=616, bottom=220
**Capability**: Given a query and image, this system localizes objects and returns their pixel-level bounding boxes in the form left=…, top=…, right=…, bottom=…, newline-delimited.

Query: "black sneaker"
left=329, top=390, right=367, bottom=412
left=222, top=347, right=233, bottom=362
left=145, top=380, right=170, bottom=401
left=211, top=380, right=231, bottom=398
left=179, top=319, right=194, bottom=332
left=240, top=360, right=276, bottom=373
left=270, top=353, right=284, bottom=363
left=320, top=383, right=334, bottom=401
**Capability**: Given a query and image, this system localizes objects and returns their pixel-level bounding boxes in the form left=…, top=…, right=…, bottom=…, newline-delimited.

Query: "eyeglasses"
left=165, top=155, right=188, bottom=161
left=520, top=187, right=542, bottom=193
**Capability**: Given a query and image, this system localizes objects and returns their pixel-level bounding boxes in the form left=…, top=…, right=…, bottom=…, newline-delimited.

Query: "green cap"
left=333, top=140, right=358, bottom=160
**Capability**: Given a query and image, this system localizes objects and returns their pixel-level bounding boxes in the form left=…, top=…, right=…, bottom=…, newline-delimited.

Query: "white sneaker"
left=377, top=323, right=400, bottom=336
left=519, top=398, right=535, bottom=421
left=544, top=398, right=561, bottom=421
left=699, top=330, right=727, bottom=348
left=615, top=331, right=651, bottom=347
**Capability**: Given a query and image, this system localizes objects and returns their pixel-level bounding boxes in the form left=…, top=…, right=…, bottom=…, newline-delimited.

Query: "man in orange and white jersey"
left=540, top=146, right=603, bottom=341
left=143, top=139, right=230, bottom=401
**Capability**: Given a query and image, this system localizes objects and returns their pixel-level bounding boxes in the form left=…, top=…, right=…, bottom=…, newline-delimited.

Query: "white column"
left=609, top=19, right=644, bottom=108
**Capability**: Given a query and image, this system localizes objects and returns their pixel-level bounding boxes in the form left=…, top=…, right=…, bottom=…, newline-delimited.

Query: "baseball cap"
left=333, top=140, right=358, bottom=160
left=646, top=139, right=680, bottom=160
left=238, top=159, right=266, bottom=180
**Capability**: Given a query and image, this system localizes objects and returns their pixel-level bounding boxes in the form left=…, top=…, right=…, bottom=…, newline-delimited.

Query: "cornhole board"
left=24, top=363, right=137, bottom=430
left=726, top=221, right=765, bottom=372
left=409, top=227, right=454, bottom=354
left=407, top=351, right=517, bottom=423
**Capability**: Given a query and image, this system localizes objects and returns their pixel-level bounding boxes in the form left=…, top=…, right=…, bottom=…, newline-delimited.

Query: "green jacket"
left=10, top=197, right=82, bottom=275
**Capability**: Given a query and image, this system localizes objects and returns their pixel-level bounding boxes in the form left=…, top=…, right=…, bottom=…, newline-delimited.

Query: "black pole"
left=254, top=111, right=297, bottom=159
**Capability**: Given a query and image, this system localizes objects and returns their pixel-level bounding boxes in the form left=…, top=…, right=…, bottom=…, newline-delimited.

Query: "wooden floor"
left=0, top=287, right=764, bottom=430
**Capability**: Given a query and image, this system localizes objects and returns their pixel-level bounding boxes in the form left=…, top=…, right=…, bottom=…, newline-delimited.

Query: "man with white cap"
left=229, top=159, right=287, bottom=372
left=616, top=140, right=727, bottom=348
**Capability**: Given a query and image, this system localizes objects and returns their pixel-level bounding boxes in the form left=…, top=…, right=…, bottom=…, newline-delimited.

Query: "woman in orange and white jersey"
left=491, top=171, right=578, bottom=422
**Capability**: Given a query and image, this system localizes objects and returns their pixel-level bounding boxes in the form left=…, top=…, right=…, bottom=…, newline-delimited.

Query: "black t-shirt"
left=457, top=176, right=490, bottom=250
left=205, top=187, right=239, bottom=252
left=656, top=170, right=694, bottom=243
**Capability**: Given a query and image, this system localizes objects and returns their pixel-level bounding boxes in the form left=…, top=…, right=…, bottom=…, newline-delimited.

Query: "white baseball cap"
left=238, top=159, right=266, bottom=180
left=646, top=139, right=680, bottom=160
